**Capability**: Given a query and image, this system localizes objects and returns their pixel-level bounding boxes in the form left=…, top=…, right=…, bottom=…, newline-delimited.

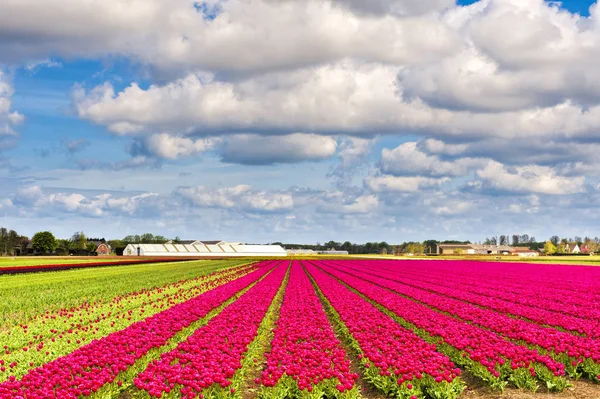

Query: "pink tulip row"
left=386, top=259, right=600, bottom=303
left=370, top=260, right=600, bottom=325
left=353, top=260, right=600, bottom=338
left=0, top=261, right=278, bottom=399
left=0, top=263, right=261, bottom=383
left=1, top=262, right=258, bottom=354
left=323, top=260, right=600, bottom=379
left=304, top=263, right=464, bottom=399
left=259, top=262, right=358, bottom=395
left=311, top=261, right=566, bottom=390
left=134, top=263, right=288, bottom=399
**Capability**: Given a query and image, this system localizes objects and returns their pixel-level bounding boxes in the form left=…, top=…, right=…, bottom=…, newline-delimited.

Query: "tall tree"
left=32, top=231, right=57, bottom=254
left=71, top=231, right=87, bottom=250
left=544, top=240, right=556, bottom=255
left=499, top=235, right=507, bottom=245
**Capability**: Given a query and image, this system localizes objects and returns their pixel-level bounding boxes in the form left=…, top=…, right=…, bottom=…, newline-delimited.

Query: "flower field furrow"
left=0, top=262, right=259, bottom=382
left=1, top=259, right=252, bottom=329
left=386, top=260, right=600, bottom=303
left=258, top=261, right=358, bottom=398
left=322, top=260, right=600, bottom=381
left=0, top=258, right=188, bottom=274
left=345, top=260, right=600, bottom=337
left=304, top=263, right=465, bottom=399
left=0, top=261, right=278, bottom=399
left=369, top=260, right=600, bottom=323
left=133, top=263, right=289, bottom=399
left=312, top=262, right=567, bottom=392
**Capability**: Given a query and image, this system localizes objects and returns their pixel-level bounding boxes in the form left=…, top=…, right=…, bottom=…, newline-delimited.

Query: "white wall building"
left=123, top=240, right=286, bottom=257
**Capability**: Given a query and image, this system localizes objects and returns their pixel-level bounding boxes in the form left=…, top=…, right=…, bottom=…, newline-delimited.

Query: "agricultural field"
left=0, top=257, right=129, bottom=267
left=1, top=259, right=599, bottom=399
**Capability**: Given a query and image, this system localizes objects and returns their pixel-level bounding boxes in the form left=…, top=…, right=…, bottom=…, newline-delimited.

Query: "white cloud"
left=338, top=137, right=375, bottom=168
left=0, top=71, right=23, bottom=145
left=422, top=138, right=468, bottom=156
left=477, top=160, right=585, bottom=195
left=381, top=141, right=486, bottom=177
left=142, top=133, right=220, bottom=160
left=333, top=0, right=454, bottom=16
left=365, top=175, right=450, bottom=192
left=11, top=186, right=161, bottom=217
left=176, top=185, right=294, bottom=213
left=0, top=0, right=458, bottom=73
left=219, top=133, right=337, bottom=165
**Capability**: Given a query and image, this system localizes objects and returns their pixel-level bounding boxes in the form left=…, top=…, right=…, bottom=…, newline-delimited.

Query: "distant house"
left=95, top=243, right=112, bottom=256
left=580, top=245, right=591, bottom=254
left=511, top=247, right=539, bottom=257
left=436, top=243, right=515, bottom=256
left=436, top=244, right=476, bottom=255
left=567, top=244, right=581, bottom=254
left=318, top=248, right=349, bottom=255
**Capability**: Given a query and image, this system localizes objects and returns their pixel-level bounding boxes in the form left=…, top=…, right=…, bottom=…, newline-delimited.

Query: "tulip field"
left=1, top=259, right=600, bottom=399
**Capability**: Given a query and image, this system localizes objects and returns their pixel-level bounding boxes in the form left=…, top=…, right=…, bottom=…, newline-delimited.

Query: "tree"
left=71, top=231, right=87, bottom=250
left=86, top=242, right=98, bottom=253
left=512, top=235, right=520, bottom=245
left=544, top=240, right=556, bottom=255
left=31, top=231, right=57, bottom=254
left=550, top=236, right=560, bottom=245
left=499, top=235, right=508, bottom=245
left=56, top=239, right=71, bottom=255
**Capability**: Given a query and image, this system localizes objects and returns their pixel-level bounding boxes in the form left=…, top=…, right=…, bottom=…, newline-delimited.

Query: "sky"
left=1, top=0, right=600, bottom=244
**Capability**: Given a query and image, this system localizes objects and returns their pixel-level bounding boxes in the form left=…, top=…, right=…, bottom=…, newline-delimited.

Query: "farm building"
left=95, top=243, right=112, bottom=256
left=436, top=244, right=478, bottom=255
left=286, top=249, right=316, bottom=255
left=437, top=244, right=517, bottom=255
left=123, top=240, right=286, bottom=257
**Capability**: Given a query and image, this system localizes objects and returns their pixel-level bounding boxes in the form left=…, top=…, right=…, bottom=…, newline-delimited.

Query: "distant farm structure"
left=123, top=240, right=286, bottom=257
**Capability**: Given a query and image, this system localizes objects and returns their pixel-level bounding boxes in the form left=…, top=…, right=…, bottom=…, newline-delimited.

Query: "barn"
left=96, top=243, right=112, bottom=256
left=123, top=240, right=286, bottom=257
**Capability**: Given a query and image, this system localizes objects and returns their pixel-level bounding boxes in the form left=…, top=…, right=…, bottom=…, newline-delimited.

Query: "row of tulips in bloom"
left=0, top=258, right=189, bottom=274
left=258, top=262, right=359, bottom=398
left=324, top=260, right=600, bottom=382
left=0, top=261, right=280, bottom=398
left=385, top=260, right=600, bottom=321
left=310, top=261, right=568, bottom=393
left=133, top=263, right=289, bottom=399
left=371, top=260, right=600, bottom=334
left=304, top=263, right=464, bottom=399
left=0, top=262, right=259, bottom=383
left=394, top=259, right=600, bottom=306
left=4, top=259, right=600, bottom=399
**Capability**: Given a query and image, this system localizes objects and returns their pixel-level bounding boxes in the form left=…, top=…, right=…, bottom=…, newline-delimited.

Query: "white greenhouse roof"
left=123, top=241, right=286, bottom=257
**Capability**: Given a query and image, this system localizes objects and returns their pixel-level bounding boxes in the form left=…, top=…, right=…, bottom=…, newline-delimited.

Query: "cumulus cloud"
left=0, top=71, right=24, bottom=148
left=365, top=175, right=450, bottom=192
left=131, top=132, right=337, bottom=165
left=219, top=133, right=337, bottom=165
left=139, top=133, right=220, bottom=160
left=421, top=138, right=468, bottom=156
left=11, top=185, right=160, bottom=217
left=477, top=160, right=585, bottom=195
left=176, top=185, right=294, bottom=213
left=381, top=141, right=486, bottom=177
left=333, top=0, right=454, bottom=16
left=0, top=0, right=458, bottom=73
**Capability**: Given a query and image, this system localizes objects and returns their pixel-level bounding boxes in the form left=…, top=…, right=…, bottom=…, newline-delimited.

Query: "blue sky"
left=1, top=0, right=600, bottom=243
